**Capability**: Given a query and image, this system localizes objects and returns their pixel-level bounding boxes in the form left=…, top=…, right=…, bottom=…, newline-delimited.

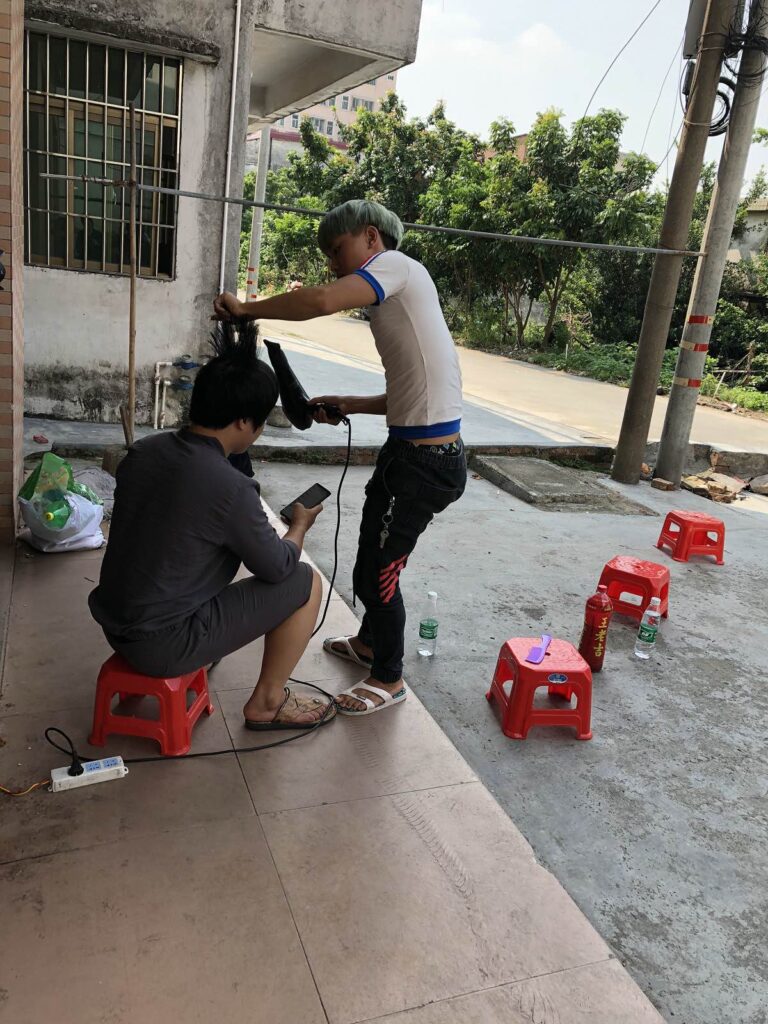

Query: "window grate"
left=24, top=31, right=182, bottom=279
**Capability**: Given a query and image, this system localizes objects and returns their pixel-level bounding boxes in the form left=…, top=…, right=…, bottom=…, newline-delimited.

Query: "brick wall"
left=0, top=0, right=23, bottom=541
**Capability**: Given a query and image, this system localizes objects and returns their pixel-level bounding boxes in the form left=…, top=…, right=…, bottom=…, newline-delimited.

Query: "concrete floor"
left=0, top=502, right=663, bottom=1024
left=251, top=458, right=768, bottom=1024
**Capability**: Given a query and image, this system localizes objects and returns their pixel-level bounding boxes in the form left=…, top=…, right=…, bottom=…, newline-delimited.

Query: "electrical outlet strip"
left=50, top=756, right=129, bottom=792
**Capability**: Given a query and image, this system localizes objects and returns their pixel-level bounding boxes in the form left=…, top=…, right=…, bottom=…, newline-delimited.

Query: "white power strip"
left=50, top=756, right=129, bottom=792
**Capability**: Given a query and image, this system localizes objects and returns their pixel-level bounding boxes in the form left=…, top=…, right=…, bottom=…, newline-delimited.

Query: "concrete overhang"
left=248, top=0, right=421, bottom=130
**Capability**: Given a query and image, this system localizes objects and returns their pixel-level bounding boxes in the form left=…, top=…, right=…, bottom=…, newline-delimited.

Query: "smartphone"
left=280, top=482, right=331, bottom=524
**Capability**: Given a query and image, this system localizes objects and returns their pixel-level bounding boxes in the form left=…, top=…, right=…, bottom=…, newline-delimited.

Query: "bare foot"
left=244, top=689, right=331, bottom=725
left=335, top=677, right=406, bottom=712
left=327, top=635, right=373, bottom=663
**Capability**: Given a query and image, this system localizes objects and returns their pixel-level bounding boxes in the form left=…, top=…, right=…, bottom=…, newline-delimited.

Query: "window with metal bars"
left=24, top=31, right=182, bottom=279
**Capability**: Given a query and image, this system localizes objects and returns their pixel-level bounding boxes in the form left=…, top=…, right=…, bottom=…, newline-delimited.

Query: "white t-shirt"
left=354, top=250, right=463, bottom=438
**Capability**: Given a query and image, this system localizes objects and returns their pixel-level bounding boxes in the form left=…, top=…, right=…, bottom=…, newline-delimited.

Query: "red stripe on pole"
left=687, top=314, right=713, bottom=324
left=692, top=343, right=708, bottom=352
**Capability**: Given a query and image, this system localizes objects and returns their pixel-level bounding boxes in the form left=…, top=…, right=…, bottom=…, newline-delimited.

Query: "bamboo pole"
left=127, top=101, right=137, bottom=445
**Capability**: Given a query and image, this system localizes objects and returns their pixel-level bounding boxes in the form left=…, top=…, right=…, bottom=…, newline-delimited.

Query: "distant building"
left=728, top=198, right=768, bottom=262
left=245, top=73, right=398, bottom=173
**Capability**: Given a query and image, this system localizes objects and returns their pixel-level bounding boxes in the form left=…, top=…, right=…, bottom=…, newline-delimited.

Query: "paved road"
left=261, top=315, right=768, bottom=451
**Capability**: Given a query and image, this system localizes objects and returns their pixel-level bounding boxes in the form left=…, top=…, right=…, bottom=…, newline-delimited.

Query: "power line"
left=665, top=47, right=685, bottom=184
left=39, top=171, right=704, bottom=257
left=641, top=39, right=683, bottom=154
left=579, top=0, right=666, bottom=125
left=659, top=118, right=684, bottom=181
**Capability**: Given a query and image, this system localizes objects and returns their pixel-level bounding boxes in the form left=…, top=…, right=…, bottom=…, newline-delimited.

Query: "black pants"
left=353, top=436, right=466, bottom=683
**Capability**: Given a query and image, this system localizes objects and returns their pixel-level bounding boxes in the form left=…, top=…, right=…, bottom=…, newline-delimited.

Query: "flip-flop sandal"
left=335, top=683, right=408, bottom=717
left=244, top=687, right=336, bottom=731
left=322, top=635, right=373, bottom=669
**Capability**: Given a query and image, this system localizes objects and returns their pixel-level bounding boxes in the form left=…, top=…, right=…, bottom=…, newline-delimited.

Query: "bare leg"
left=243, top=570, right=326, bottom=724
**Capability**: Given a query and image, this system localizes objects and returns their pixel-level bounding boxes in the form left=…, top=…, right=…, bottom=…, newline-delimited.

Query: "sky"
left=396, top=0, right=768, bottom=188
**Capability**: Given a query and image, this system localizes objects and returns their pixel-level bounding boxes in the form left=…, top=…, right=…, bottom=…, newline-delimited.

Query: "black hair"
left=189, top=320, right=279, bottom=429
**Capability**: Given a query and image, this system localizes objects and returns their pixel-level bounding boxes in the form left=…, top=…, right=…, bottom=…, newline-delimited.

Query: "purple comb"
left=526, top=634, right=552, bottom=664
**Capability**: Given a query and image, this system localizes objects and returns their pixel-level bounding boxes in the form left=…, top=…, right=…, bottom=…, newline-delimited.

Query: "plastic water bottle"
left=33, top=492, right=71, bottom=529
left=634, top=597, right=662, bottom=660
left=418, top=591, right=439, bottom=657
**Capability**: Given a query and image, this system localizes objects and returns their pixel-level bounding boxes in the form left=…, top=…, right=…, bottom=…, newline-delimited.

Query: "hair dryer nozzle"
left=263, top=339, right=314, bottom=430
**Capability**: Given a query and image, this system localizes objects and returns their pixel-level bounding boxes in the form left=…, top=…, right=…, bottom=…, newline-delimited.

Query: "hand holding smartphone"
left=280, top=482, right=331, bottom=525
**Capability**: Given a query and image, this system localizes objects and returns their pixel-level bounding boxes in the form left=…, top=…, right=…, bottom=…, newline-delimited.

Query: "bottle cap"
left=649, top=597, right=661, bottom=606
left=597, top=584, right=608, bottom=592
left=428, top=590, right=437, bottom=598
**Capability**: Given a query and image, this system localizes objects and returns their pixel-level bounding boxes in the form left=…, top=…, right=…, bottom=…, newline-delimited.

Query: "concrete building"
left=20, top=0, right=421, bottom=429
left=727, top=197, right=768, bottom=261
left=245, top=74, right=399, bottom=174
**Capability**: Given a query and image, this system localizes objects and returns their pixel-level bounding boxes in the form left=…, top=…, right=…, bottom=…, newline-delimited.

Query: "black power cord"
left=44, top=416, right=355, bottom=770
left=44, top=727, right=85, bottom=775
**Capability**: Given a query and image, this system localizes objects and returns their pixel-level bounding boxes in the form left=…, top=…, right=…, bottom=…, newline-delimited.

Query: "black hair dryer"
left=264, top=339, right=345, bottom=429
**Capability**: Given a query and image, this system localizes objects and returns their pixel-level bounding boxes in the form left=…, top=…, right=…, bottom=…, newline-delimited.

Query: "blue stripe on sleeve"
left=354, top=268, right=385, bottom=305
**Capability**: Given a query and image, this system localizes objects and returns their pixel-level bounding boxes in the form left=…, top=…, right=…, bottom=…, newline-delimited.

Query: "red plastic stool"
left=486, top=637, right=592, bottom=741
left=656, top=509, right=725, bottom=565
left=598, top=555, right=670, bottom=621
left=89, top=654, right=214, bottom=756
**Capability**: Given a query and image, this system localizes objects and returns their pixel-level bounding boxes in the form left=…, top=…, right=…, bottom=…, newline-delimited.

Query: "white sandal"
left=335, top=682, right=408, bottom=716
left=323, top=635, right=373, bottom=669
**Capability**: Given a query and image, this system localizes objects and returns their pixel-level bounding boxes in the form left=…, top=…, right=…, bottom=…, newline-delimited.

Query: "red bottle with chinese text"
left=578, top=584, right=613, bottom=672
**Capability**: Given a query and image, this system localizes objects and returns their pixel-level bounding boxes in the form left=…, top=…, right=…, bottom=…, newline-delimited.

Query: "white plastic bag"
left=19, top=492, right=105, bottom=553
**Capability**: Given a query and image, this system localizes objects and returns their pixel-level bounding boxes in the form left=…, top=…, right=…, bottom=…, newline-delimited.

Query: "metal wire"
left=39, top=172, right=705, bottom=258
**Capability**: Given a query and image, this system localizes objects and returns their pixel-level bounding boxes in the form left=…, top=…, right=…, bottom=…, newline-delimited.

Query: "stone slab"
left=472, top=455, right=654, bottom=514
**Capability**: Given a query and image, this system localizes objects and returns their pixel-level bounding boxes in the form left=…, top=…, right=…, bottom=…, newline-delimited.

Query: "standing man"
left=213, top=200, right=466, bottom=716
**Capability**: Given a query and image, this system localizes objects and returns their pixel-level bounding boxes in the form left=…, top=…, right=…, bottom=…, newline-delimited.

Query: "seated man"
left=88, top=322, right=333, bottom=730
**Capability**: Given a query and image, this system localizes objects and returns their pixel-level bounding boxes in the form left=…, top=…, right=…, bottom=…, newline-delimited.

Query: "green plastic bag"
left=19, top=452, right=103, bottom=512
left=19, top=451, right=72, bottom=502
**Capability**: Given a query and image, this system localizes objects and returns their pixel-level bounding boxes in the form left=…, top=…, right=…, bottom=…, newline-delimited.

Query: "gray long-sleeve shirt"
left=89, top=429, right=299, bottom=639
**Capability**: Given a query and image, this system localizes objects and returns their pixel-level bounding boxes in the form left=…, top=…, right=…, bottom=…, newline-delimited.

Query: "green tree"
left=338, top=96, right=479, bottom=221
left=520, top=108, right=657, bottom=344
left=254, top=93, right=768, bottom=403
left=260, top=99, right=481, bottom=297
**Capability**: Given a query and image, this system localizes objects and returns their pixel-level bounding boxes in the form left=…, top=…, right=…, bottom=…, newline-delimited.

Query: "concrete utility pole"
left=655, top=0, right=768, bottom=484
left=245, top=126, right=271, bottom=300
left=611, top=0, right=741, bottom=483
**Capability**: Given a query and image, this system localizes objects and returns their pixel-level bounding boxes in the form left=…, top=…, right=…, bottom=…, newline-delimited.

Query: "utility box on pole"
left=684, top=0, right=709, bottom=57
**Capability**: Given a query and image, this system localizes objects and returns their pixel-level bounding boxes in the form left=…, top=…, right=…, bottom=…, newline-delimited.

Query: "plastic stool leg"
left=89, top=684, right=113, bottom=747
left=159, top=688, right=192, bottom=757
left=193, top=668, right=215, bottom=715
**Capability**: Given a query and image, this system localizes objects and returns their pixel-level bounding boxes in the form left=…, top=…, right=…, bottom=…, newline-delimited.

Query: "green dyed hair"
left=317, top=199, right=404, bottom=254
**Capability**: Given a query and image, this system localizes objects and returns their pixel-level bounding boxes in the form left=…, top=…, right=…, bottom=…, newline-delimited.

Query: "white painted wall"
left=25, top=57, right=224, bottom=422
